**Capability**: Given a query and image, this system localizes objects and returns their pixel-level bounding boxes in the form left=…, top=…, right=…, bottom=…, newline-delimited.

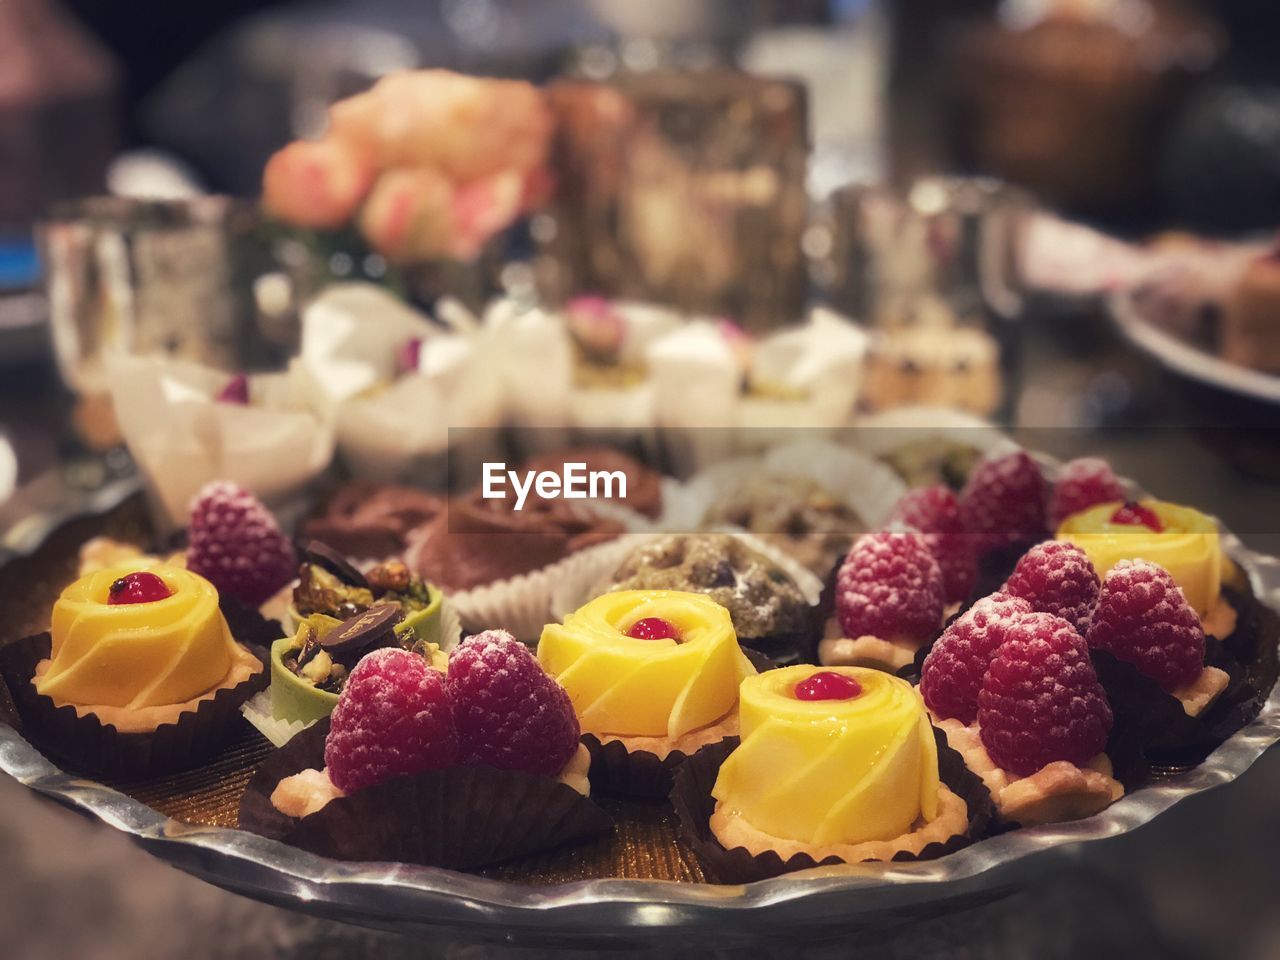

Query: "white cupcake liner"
left=241, top=689, right=315, bottom=748
left=443, top=533, right=658, bottom=644
left=107, top=354, right=334, bottom=532
left=547, top=529, right=824, bottom=625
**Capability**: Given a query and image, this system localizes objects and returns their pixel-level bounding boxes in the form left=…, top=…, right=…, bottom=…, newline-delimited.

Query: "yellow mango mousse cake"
left=32, top=562, right=263, bottom=733
left=538, top=591, right=755, bottom=761
left=1056, top=499, right=1235, bottom=638
left=709, top=666, right=968, bottom=863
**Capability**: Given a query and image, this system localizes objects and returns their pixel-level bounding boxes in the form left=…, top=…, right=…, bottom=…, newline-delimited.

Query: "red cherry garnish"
left=216, top=373, right=249, bottom=405
left=626, top=617, right=681, bottom=641
left=794, top=671, right=863, bottom=701
left=1110, top=501, right=1164, bottom=532
left=108, top=571, right=173, bottom=605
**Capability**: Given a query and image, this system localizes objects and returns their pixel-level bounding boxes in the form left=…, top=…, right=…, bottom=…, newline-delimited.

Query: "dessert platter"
left=0, top=434, right=1278, bottom=946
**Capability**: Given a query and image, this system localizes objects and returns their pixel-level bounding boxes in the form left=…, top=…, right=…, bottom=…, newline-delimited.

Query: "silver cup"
left=38, top=196, right=274, bottom=395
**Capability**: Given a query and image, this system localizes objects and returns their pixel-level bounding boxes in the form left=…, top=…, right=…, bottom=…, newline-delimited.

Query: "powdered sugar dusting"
left=1002, top=540, right=1100, bottom=635
left=1087, top=558, right=1205, bottom=691
left=835, top=531, right=945, bottom=643
left=977, top=611, right=1112, bottom=776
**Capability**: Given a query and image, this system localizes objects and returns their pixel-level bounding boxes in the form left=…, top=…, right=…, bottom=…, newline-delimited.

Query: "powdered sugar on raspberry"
left=977, top=612, right=1113, bottom=777
left=960, top=451, right=1049, bottom=554
left=1050, top=457, right=1126, bottom=528
left=187, top=480, right=296, bottom=606
left=835, top=532, right=946, bottom=643
left=1086, top=559, right=1205, bottom=691
left=889, top=486, right=978, bottom=604
left=447, top=629, right=580, bottom=777
left=324, top=648, right=459, bottom=793
left=921, top=591, right=1033, bottom=723
left=1002, top=540, right=1100, bottom=635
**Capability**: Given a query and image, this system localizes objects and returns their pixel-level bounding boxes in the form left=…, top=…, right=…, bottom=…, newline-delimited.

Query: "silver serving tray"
left=2, top=467, right=1279, bottom=945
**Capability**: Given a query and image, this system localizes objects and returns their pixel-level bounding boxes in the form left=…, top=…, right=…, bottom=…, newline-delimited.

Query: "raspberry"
left=920, top=591, right=1033, bottom=723
left=1049, top=458, right=1126, bottom=528
left=324, top=648, right=459, bottom=793
left=187, top=481, right=297, bottom=606
left=446, top=630, right=580, bottom=777
left=1086, top=560, right=1205, bottom=691
left=1001, top=541, right=1100, bottom=635
left=835, top=532, right=946, bottom=643
left=960, top=451, right=1049, bottom=554
left=977, top=612, right=1113, bottom=776
left=889, top=486, right=978, bottom=603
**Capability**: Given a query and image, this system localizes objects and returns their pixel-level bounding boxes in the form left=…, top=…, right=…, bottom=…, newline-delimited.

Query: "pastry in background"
left=520, top=446, right=664, bottom=520
left=1222, top=251, right=1280, bottom=374
left=862, top=326, right=1001, bottom=416
left=410, top=490, right=625, bottom=593
left=702, top=475, right=865, bottom=579
left=300, top=483, right=445, bottom=560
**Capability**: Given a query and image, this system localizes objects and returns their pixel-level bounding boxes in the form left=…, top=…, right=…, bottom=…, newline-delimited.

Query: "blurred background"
left=3, top=0, right=1280, bottom=956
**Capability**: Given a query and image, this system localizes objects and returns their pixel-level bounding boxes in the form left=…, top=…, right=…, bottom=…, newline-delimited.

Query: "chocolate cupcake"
left=411, top=491, right=626, bottom=593
left=607, top=533, right=815, bottom=662
left=519, top=446, right=664, bottom=520
left=300, top=482, right=444, bottom=559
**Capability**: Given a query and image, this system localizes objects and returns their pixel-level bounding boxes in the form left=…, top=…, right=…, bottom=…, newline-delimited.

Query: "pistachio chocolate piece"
left=299, top=539, right=368, bottom=589
left=319, top=603, right=403, bottom=655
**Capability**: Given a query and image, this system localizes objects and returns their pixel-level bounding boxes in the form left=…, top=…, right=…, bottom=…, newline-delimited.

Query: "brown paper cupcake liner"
left=0, top=595, right=277, bottom=779
left=0, top=626, right=268, bottom=780
left=239, top=719, right=613, bottom=870
left=670, top=727, right=995, bottom=884
left=580, top=734, right=693, bottom=800
left=581, top=649, right=779, bottom=800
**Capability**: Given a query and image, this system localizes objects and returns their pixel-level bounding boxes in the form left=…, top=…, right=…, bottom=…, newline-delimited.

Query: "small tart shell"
left=1201, top=597, right=1237, bottom=642
left=594, top=712, right=738, bottom=762
left=270, top=743, right=594, bottom=819
left=1172, top=665, right=1230, bottom=718
left=710, top=785, right=969, bottom=864
left=819, top=633, right=917, bottom=672
left=934, top=717, right=1122, bottom=826
left=33, top=641, right=263, bottom=735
